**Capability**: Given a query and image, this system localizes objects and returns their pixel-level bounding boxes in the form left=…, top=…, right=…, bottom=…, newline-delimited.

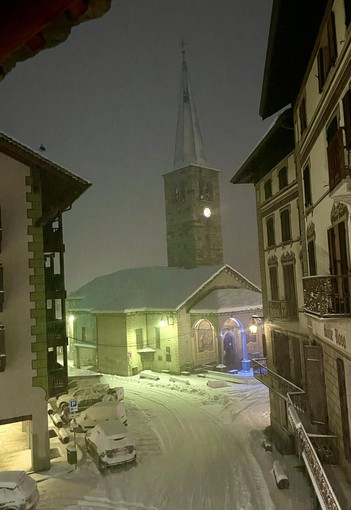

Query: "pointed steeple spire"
left=173, top=43, right=208, bottom=169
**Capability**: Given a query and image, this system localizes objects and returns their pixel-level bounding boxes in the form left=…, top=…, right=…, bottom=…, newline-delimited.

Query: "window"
left=283, top=263, right=297, bottom=304
left=0, top=324, right=5, bottom=372
left=166, top=346, right=171, bottom=363
left=0, top=206, right=2, bottom=253
left=308, top=240, right=317, bottom=276
left=280, top=208, right=291, bottom=243
left=81, top=327, right=86, bottom=342
left=155, top=327, right=161, bottom=349
left=343, top=89, right=351, bottom=149
left=303, top=165, right=312, bottom=207
left=299, top=98, right=307, bottom=135
left=336, top=358, right=351, bottom=460
left=266, top=217, right=275, bottom=247
left=264, top=179, right=272, bottom=200
left=269, top=266, right=279, bottom=301
left=135, top=328, right=143, bottom=350
left=0, top=264, right=3, bottom=312
left=278, top=166, right=288, bottom=190
left=345, top=0, right=351, bottom=27
left=317, top=12, right=337, bottom=92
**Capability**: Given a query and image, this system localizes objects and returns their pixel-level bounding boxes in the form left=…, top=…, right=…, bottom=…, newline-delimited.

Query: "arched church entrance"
left=192, top=319, right=218, bottom=367
left=221, top=318, right=243, bottom=370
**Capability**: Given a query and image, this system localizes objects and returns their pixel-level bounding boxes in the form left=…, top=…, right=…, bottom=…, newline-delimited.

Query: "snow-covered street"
left=35, top=373, right=313, bottom=509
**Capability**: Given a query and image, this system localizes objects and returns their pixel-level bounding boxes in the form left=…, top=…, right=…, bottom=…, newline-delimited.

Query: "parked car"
left=0, top=471, right=39, bottom=510
left=85, top=420, right=136, bottom=471
left=74, top=401, right=128, bottom=432
left=56, top=383, right=124, bottom=422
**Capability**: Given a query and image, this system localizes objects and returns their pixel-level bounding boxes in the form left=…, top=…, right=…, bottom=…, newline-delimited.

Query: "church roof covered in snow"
left=68, top=265, right=261, bottom=313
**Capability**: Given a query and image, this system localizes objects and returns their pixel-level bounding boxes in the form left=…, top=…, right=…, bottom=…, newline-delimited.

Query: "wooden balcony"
left=327, top=127, right=351, bottom=190
left=45, top=269, right=66, bottom=299
left=303, top=275, right=351, bottom=317
left=43, top=223, right=63, bottom=254
left=48, top=365, right=68, bottom=398
left=47, top=319, right=67, bottom=348
left=268, top=300, right=298, bottom=320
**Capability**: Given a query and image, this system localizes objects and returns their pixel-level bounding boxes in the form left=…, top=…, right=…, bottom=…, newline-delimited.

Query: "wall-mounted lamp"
left=159, top=316, right=166, bottom=327
left=249, top=315, right=264, bottom=335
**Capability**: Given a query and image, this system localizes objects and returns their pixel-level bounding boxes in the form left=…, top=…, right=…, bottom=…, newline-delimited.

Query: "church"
left=66, top=49, right=263, bottom=376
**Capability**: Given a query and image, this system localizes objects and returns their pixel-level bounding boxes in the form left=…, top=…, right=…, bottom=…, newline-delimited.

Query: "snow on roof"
left=68, top=265, right=261, bottom=313
left=191, top=288, right=262, bottom=313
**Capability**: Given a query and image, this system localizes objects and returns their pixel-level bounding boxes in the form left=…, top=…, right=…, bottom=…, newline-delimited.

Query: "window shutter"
left=336, top=358, right=351, bottom=460
left=327, top=12, right=338, bottom=66
left=0, top=325, right=5, bottom=372
left=0, top=264, right=3, bottom=312
left=303, top=165, right=312, bottom=207
left=304, top=345, right=328, bottom=427
left=342, top=89, right=351, bottom=148
left=317, top=48, right=325, bottom=93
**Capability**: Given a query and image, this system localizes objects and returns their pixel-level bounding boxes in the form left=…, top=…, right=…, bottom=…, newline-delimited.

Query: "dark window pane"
left=303, top=165, right=312, bottom=207
left=264, top=180, right=272, bottom=200
left=266, top=217, right=275, bottom=247
left=280, top=209, right=291, bottom=242
left=278, top=167, right=288, bottom=190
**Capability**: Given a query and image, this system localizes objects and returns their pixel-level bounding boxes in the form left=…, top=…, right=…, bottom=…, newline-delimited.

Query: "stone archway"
left=192, top=319, right=218, bottom=367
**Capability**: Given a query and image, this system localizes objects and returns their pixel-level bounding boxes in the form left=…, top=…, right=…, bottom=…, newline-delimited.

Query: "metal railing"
left=303, top=275, right=351, bottom=317
left=268, top=300, right=298, bottom=320
left=253, top=358, right=342, bottom=509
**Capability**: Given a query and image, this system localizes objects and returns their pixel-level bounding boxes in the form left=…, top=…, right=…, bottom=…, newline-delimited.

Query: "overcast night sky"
left=0, top=0, right=274, bottom=292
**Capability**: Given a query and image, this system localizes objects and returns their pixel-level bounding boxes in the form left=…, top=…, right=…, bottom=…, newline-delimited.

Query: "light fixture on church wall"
left=203, top=206, right=212, bottom=218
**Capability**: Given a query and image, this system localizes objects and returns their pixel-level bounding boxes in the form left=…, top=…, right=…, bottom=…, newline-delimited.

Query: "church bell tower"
left=163, top=47, right=224, bottom=268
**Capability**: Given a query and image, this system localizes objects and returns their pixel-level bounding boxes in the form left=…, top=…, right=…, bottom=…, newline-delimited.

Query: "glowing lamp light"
left=249, top=315, right=263, bottom=334
left=159, top=317, right=166, bottom=327
left=249, top=322, right=258, bottom=335
left=69, top=314, right=75, bottom=322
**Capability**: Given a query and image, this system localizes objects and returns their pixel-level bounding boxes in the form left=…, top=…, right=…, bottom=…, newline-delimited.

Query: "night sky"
left=0, top=0, right=273, bottom=292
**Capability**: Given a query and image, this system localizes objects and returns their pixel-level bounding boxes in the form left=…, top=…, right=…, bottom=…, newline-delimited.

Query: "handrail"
left=253, top=358, right=342, bottom=510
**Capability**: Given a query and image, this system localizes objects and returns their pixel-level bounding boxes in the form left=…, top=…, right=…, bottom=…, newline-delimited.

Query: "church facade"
left=66, top=50, right=263, bottom=376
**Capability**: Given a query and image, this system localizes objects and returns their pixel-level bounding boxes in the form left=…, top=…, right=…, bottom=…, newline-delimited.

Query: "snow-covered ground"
left=24, top=370, right=315, bottom=510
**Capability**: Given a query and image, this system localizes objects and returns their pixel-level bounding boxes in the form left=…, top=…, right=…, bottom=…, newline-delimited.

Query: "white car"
left=0, top=471, right=39, bottom=510
left=74, top=401, right=128, bottom=432
left=56, top=383, right=124, bottom=422
left=85, top=420, right=136, bottom=471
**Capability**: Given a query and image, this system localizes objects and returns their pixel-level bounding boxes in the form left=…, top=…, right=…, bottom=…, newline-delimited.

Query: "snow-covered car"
left=0, top=471, right=39, bottom=510
left=85, top=420, right=136, bottom=471
left=56, top=383, right=124, bottom=421
left=74, top=401, right=128, bottom=432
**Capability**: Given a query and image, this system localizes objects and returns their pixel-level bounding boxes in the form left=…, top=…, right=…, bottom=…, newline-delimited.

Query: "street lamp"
left=249, top=315, right=263, bottom=335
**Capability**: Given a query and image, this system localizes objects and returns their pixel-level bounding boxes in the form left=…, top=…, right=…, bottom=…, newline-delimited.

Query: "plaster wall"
left=0, top=153, right=49, bottom=470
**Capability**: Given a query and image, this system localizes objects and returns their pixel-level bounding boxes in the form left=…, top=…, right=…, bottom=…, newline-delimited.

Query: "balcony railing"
left=47, top=320, right=67, bottom=348
left=253, top=359, right=342, bottom=509
left=48, top=365, right=68, bottom=397
left=327, top=127, right=351, bottom=190
left=268, top=300, right=298, bottom=320
left=303, top=275, right=351, bottom=317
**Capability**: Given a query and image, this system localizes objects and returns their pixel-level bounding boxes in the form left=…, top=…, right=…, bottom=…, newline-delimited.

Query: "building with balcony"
left=232, top=0, right=351, bottom=507
left=0, top=132, right=90, bottom=471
